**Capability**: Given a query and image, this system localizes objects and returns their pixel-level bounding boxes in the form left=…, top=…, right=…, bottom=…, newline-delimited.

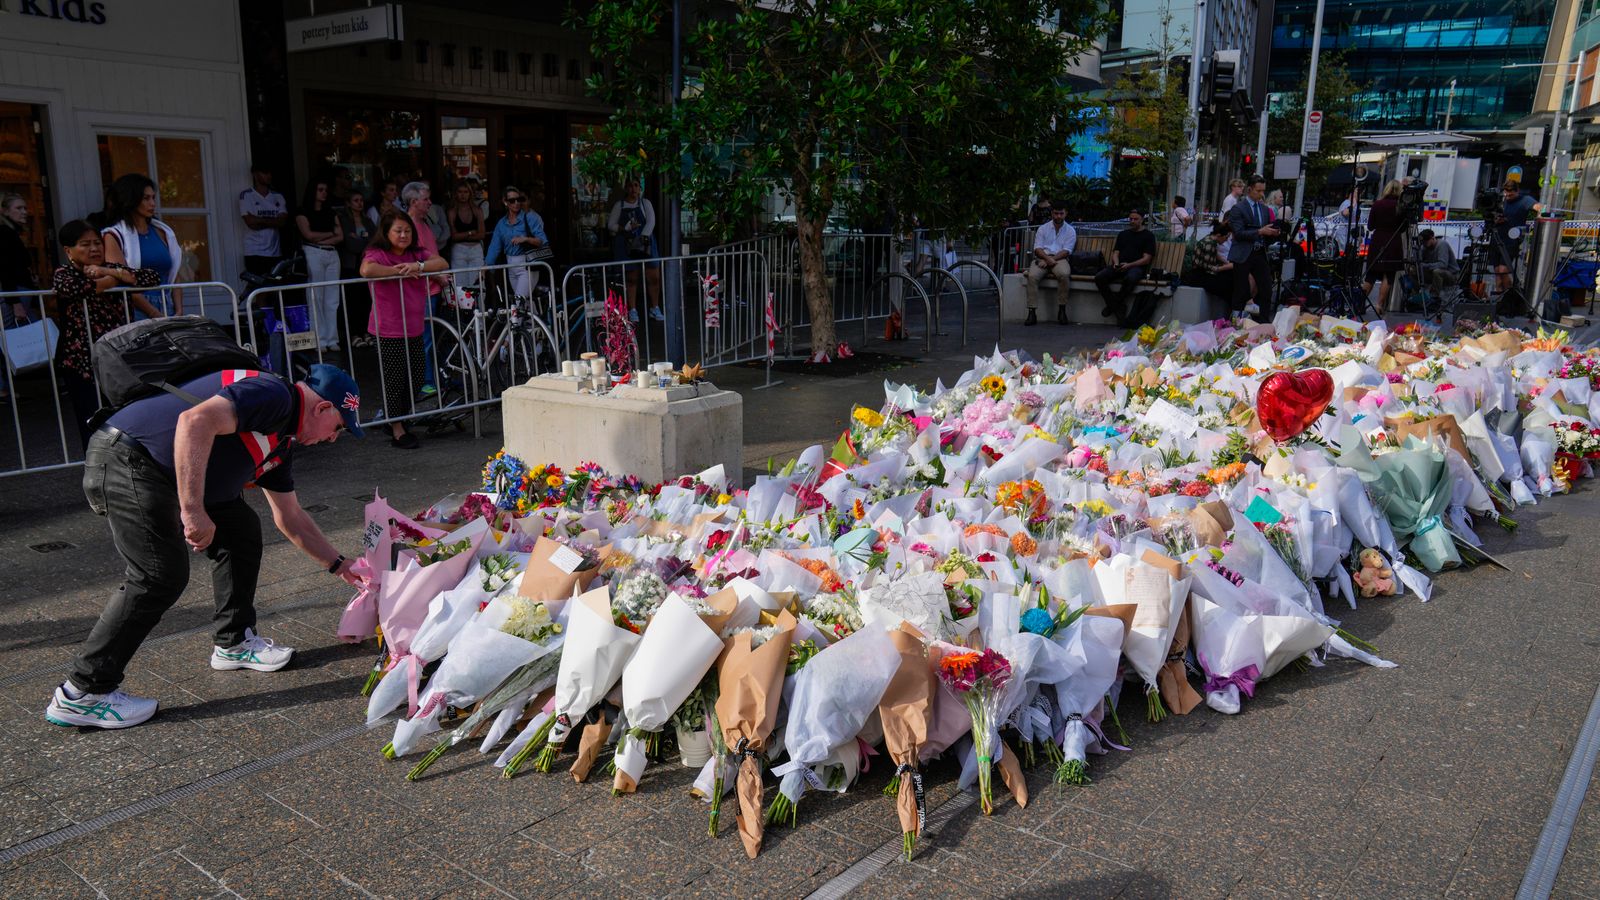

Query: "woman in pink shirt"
left=360, top=211, right=445, bottom=448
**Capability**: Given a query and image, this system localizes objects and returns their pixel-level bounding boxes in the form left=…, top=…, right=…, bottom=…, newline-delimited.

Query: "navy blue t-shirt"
left=108, top=370, right=298, bottom=504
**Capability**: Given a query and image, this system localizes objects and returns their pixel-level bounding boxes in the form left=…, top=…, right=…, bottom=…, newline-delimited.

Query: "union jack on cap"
left=343, top=392, right=360, bottom=413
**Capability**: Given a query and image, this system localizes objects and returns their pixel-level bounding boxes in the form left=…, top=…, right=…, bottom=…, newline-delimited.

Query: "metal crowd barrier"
left=0, top=280, right=241, bottom=477
left=241, top=260, right=560, bottom=438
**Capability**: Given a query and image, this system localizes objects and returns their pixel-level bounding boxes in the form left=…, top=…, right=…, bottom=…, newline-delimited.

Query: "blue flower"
left=1020, top=607, right=1055, bottom=638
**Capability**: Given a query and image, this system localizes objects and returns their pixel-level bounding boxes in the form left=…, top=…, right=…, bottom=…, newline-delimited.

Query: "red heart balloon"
left=1256, top=369, right=1335, bottom=442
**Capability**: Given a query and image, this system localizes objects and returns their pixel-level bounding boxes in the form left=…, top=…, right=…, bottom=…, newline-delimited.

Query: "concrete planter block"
left=1001, top=272, right=1176, bottom=327
left=502, top=376, right=744, bottom=489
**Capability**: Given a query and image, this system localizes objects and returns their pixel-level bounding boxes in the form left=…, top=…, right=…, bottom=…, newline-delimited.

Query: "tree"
left=1101, top=5, right=1191, bottom=213
left=575, top=0, right=1108, bottom=359
left=1267, top=54, right=1362, bottom=202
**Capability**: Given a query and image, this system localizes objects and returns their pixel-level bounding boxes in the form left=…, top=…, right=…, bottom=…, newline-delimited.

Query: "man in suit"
left=1225, top=175, right=1279, bottom=317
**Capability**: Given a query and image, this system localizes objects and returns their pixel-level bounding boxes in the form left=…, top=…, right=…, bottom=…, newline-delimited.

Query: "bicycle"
left=416, top=285, right=561, bottom=433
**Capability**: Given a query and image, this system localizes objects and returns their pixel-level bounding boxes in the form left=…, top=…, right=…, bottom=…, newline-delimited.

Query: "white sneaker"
left=44, top=684, right=157, bottom=729
left=210, top=628, right=294, bottom=672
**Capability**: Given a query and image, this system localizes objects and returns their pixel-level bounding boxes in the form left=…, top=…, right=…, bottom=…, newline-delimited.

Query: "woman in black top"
left=0, top=193, right=38, bottom=402
left=447, top=181, right=486, bottom=288
left=336, top=191, right=375, bottom=348
left=1361, top=179, right=1405, bottom=313
left=296, top=178, right=345, bottom=352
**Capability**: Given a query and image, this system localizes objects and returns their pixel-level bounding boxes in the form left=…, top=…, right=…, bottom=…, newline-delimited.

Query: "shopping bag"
left=3, top=318, right=59, bottom=375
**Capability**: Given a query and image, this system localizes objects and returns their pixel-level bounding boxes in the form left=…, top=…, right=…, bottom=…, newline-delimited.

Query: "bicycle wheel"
left=427, top=317, right=482, bottom=407
left=487, top=327, right=539, bottom=394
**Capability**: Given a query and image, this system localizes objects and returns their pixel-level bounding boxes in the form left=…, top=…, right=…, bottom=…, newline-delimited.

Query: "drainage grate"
left=0, top=721, right=377, bottom=867
left=27, top=541, right=76, bottom=554
left=1518, top=680, right=1600, bottom=898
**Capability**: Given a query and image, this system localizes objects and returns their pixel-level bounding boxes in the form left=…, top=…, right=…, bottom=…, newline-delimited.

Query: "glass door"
left=0, top=102, right=53, bottom=290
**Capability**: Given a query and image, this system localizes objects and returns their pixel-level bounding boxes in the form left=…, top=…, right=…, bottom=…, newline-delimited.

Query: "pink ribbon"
left=856, top=737, right=879, bottom=773
left=335, top=558, right=380, bottom=644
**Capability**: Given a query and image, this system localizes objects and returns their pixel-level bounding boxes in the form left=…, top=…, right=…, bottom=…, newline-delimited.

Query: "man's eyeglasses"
left=505, top=196, right=524, bottom=204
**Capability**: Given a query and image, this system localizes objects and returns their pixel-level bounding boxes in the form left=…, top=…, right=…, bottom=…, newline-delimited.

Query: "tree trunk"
left=795, top=203, right=836, bottom=360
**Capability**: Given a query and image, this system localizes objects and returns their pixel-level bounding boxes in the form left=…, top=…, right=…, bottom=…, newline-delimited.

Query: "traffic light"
left=1209, top=50, right=1239, bottom=107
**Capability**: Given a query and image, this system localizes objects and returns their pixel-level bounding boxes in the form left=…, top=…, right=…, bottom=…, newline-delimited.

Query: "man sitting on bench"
left=1093, top=210, right=1156, bottom=327
left=1023, top=202, right=1077, bottom=326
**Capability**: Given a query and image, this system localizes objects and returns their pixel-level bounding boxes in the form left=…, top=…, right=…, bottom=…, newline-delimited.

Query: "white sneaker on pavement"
left=210, top=628, right=295, bottom=672
left=44, top=684, right=158, bottom=729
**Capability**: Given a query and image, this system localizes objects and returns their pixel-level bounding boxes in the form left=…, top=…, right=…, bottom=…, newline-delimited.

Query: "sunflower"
left=980, top=374, right=1006, bottom=400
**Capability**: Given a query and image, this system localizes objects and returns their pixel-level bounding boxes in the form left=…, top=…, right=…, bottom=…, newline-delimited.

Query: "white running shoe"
left=210, top=628, right=294, bottom=672
left=44, top=684, right=158, bottom=729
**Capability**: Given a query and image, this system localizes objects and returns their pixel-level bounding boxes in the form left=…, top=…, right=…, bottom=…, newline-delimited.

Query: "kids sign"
left=286, top=4, right=403, bottom=52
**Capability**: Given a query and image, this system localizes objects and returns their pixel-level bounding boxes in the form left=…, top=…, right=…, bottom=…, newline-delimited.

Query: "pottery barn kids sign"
left=285, top=3, right=404, bottom=52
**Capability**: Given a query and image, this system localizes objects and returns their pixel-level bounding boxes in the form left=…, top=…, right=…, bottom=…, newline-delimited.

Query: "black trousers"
left=1092, top=265, right=1146, bottom=318
left=71, top=430, right=263, bottom=694
left=1233, top=250, right=1270, bottom=314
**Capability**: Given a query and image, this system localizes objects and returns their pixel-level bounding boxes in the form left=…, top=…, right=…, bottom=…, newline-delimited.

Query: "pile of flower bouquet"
left=336, top=308, right=1598, bottom=859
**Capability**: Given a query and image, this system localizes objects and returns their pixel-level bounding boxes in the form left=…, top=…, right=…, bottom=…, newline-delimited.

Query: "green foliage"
left=574, top=0, right=1110, bottom=354
left=1267, top=54, right=1363, bottom=202
left=1101, top=6, right=1191, bottom=213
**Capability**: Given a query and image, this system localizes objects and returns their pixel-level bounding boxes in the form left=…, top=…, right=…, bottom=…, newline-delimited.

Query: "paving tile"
left=1444, top=815, right=1540, bottom=898
left=217, top=844, right=368, bottom=899
left=1552, top=852, right=1600, bottom=898
left=0, top=856, right=99, bottom=898
left=577, top=832, right=710, bottom=896
left=0, top=780, right=72, bottom=850
left=55, top=810, right=193, bottom=889
left=442, top=833, right=588, bottom=899
left=103, top=850, right=219, bottom=899
left=518, top=793, right=651, bottom=857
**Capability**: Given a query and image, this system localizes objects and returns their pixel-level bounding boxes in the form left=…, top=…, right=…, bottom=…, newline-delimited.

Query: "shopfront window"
left=307, top=102, right=424, bottom=199
left=96, top=132, right=212, bottom=282
left=441, top=116, right=487, bottom=185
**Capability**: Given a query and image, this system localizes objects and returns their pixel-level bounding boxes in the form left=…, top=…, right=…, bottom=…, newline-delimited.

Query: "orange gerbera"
left=939, top=651, right=980, bottom=680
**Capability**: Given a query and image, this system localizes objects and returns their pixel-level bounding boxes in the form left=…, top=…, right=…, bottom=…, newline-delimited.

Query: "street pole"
left=1540, top=57, right=1576, bottom=208
left=1255, top=96, right=1271, bottom=177
left=1180, top=0, right=1207, bottom=207
left=1292, top=0, right=1326, bottom=216
left=662, top=0, right=686, bottom=365
left=1443, top=78, right=1456, bottom=132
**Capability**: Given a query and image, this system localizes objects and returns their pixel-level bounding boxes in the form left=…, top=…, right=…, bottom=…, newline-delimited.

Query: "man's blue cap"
left=303, top=364, right=365, bottom=437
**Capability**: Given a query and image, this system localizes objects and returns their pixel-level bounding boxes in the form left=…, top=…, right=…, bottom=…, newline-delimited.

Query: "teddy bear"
left=1352, top=548, right=1396, bottom=598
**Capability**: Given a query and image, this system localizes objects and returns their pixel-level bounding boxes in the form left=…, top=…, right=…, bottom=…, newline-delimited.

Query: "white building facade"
left=0, top=0, right=254, bottom=310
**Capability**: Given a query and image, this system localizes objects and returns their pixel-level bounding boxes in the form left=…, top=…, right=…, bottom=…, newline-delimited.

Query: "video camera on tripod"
left=1397, top=179, right=1429, bottom=226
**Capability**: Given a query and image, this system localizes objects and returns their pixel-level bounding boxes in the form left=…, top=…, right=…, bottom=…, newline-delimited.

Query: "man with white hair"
left=403, top=182, right=445, bottom=396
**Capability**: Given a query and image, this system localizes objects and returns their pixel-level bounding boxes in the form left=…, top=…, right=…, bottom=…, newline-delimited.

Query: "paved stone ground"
left=1, top=304, right=1599, bottom=898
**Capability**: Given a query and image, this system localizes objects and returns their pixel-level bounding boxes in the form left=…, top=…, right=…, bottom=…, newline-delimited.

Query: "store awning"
left=1352, top=132, right=1479, bottom=147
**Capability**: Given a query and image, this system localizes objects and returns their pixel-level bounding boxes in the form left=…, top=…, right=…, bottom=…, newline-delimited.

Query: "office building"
left=1267, top=0, right=1558, bottom=137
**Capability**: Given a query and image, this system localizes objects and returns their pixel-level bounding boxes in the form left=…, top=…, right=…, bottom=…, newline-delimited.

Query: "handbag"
left=513, top=215, right=553, bottom=262
left=3, top=317, right=59, bottom=375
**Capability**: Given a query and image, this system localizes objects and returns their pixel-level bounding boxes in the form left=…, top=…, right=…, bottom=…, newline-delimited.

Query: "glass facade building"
left=1268, top=0, right=1557, bottom=133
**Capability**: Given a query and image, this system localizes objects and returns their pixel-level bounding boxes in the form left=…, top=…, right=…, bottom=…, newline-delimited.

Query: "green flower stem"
left=1146, top=685, right=1167, bottom=723
left=1055, top=758, right=1089, bottom=785
left=1104, top=694, right=1130, bottom=746
left=764, top=792, right=797, bottom=827
left=501, top=715, right=556, bottom=778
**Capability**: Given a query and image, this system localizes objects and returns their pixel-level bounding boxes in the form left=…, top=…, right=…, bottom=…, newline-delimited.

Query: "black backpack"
left=92, top=316, right=263, bottom=409
left=1124, top=290, right=1161, bottom=328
